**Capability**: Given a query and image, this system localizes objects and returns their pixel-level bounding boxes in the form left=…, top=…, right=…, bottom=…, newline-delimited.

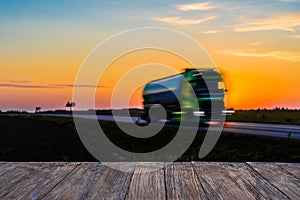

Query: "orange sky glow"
left=1, top=1, right=300, bottom=111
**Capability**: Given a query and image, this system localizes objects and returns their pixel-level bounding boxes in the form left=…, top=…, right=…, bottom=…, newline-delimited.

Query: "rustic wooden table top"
left=0, top=162, right=299, bottom=199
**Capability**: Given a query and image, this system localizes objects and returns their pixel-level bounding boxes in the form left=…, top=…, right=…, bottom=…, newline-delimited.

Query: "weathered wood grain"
left=126, top=162, right=166, bottom=200
left=166, top=162, right=207, bottom=200
left=0, top=162, right=23, bottom=177
left=192, top=162, right=288, bottom=199
left=43, top=163, right=102, bottom=200
left=248, top=162, right=300, bottom=200
left=0, top=162, right=78, bottom=199
left=84, top=163, right=135, bottom=200
left=275, top=162, right=300, bottom=179
left=0, top=163, right=45, bottom=198
left=0, top=162, right=299, bottom=200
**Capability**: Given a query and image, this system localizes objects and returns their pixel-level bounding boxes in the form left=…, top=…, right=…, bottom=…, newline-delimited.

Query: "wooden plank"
left=192, top=162, right=288, bottom=199
left=248, top=162, right=300, bottom=200
left=126, top=162, right=166, bottom=200
left=0, top=162, right=23, bottom=177
left=0, top=163, right=44, bottom=197
left=0, top=162, right=78, bottom=199
left=85, top=163, right=135, bottom=200
left=0, top=162, right=299, bottom=200
left=43, top=163, right=103, bottom=200
left=275, top=162, right=300, bottom=179
left=165, top=162, right=207, bottom=200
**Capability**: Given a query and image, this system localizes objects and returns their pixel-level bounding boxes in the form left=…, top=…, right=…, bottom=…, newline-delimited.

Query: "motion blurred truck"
left=140, top=68, right=225, bottom=123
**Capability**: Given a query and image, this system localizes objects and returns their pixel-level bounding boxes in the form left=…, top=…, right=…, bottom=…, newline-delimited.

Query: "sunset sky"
left=1, top=0, right=300, bottom=111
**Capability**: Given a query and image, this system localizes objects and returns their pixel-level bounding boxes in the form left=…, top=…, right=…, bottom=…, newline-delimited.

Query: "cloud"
left=49, top=84, right=104, bottom=88
left=201, top=30, right=219, bottom=34
left=175, top=2, right=218, bottom=11
left=0, top=81, right=104, bottom=89
left=249, top=42, right=261, bottom=46
left=0, top=83, right=50, bottom=89
left=218, top=50, right=300, bottom=62
left=278, top=0, right=300, bottom=2
left=293, top=34, right=300, bottom=39
left=233, top=13, right=300, bottom=32
left=7, top=80, right=32, bottom=83
left=154, top=15, right=218, bottom=25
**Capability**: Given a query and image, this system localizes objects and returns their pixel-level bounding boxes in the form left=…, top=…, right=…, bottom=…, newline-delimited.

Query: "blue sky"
left=1, top=1, right=300, bottom=36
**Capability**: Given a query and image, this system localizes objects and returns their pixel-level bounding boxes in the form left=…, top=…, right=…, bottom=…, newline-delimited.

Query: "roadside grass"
left=226, top=110, right=300, bottom=125
left=0, top=115, right=299, bottom=162
left=184, top=132, right=300, bottom=162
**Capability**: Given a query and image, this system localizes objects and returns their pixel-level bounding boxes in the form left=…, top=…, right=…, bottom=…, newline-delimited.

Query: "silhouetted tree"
left=66, top=102, right=76, bottom=114
left=35, top=107, right=41, bottom=113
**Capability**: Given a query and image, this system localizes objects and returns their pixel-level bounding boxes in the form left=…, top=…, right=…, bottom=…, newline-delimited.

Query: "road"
left=223, top=122, right=300, bottom=139
left=37, top=113, right=300, bottom=139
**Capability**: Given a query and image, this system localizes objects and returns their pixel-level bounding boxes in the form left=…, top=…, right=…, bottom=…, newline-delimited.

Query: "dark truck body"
left=141, top=68, right=225, bottom=123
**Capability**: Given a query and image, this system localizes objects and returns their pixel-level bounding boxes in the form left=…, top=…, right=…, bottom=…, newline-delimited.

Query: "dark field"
left=0, top=115, right=299, bottom=162
left=227, top=110, right=300, bottom=125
